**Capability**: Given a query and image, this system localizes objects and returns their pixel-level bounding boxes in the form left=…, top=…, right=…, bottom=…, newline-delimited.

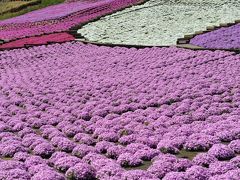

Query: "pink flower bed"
left=0, top=42, right=239, bottom=179
left=0, top=0, right=142, bottom=40
left=0, top=33, right=74, bottom=49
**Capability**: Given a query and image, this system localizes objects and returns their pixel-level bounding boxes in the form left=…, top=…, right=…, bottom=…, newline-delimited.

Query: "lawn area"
left=0, top=0, right=65, bottom=20
left=0, top=1, right=32, bottom=14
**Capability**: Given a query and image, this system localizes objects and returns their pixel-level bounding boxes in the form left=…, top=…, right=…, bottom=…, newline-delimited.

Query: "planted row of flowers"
left=0, top=32, right=75, bottom=49
left=0, top=0, right=143, bottom=40
left=0, top=42, right=239, bottom=179
left=0, top=32, right=74, bottom=49
left=0, top=0, right=107, bottom=25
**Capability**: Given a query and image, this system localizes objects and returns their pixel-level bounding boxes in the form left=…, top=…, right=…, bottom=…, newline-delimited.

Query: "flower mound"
left=228, top=140, right=240, bottom=153
left=65, top=162, right=96, bottom=180
left=208, top=144, right=235, bottom=160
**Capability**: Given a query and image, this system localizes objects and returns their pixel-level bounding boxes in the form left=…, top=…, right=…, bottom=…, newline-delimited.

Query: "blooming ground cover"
left=0, top=41, right=239, bottom=179
left=0, top=0, right=103, bottom=24
left=0, top=32, right=74, bottom=49
left=0, top=0, right=142, bottom=40
left=77, top=0, right=240, bottom=46
left=190, top=23, right=240, bottom=49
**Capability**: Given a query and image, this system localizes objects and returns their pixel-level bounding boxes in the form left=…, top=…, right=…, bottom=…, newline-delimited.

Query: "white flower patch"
left=77, top=0, right=240, bottom=45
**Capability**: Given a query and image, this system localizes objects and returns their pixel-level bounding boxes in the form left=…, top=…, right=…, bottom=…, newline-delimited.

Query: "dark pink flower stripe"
left=0, top=33, right=75, bottom=49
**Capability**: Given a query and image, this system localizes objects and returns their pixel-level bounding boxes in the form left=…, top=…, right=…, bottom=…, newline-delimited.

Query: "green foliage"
left=0, top=0, right=65, bottom=20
